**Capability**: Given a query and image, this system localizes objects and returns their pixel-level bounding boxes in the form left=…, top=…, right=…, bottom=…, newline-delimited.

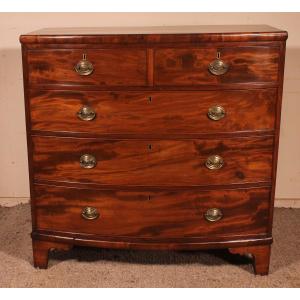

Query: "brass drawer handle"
left=75, top=53, right=94, bottom=76
left=208, top=52, right=229, bottom=76
left=77, top=106, right=96, bottom=121
left=81, top=207, right=100, bottom=220
left=208, top=105, right=225, bottom=121
left=205, top=155, right=224, bottom=170
left=204, top=208, right=223, bottom=222
left=80, top=154, right=97, bottom=169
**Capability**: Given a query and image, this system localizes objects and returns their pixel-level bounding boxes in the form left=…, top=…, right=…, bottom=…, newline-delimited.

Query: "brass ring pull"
left=81, top=207, right=100, bottom=220
left=77, top=106, right=96, bottom=121
left=204, top=208, right=223, bottom=222
left=75, top=53, right=94, bottom=76
left=80, top=154, right=97, bottom=169
left=205, top=155, right=224, bottom=170
left=208, top=52, right=229, bottom=76
left=208, top=105, right=225, bottom=121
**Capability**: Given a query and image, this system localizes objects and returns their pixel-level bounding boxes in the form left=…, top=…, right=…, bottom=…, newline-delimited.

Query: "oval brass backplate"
left=207, top=105, right=225, bottom=121
left=75, top=53, right=94, bottom=76
left=77, top=106, right=96, bottom=121
left=204, top=208, right=223, bottom=222
left=205, top=155, right=224, bottom=170
left=81, top=207, right=100, bottom=220
left=208, top=52, right=229, bottom=76
left=79, top=154, right=97, bottom=169
left=208, top=59, right=229, bottom=75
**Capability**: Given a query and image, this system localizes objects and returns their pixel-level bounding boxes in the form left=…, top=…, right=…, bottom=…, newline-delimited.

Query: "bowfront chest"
left=20, top=25, right=288, bottom=274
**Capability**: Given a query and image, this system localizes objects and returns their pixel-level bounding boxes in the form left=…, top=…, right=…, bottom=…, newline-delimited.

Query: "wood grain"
left=155, top=47, right=279, bottom=86
left=33, top=229, right=272, bottom=247
left=34, top=184, right=270, bottom=238
left=29, top=89, right=277, bottom=135
left=20, top=27, right=287, bottom=272
left=19, top=25, right=288, bottom=44
left=32, top=136, right=273, bottom=186
left=268, top=42, right=287, bottom=235
left=219, top=47, right=279, bottom=84
left=229, top=245, right=271, bottom=275
left=32, top=239, right=72, bottom=269
left=28, top=49, right=147, bottom=86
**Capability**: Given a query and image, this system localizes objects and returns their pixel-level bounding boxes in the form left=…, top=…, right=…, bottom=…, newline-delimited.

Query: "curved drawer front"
left=27, top=49, right=147, bottom=86
left=30, top=89, right=276, bottom=135
left=32, top=136, right=273, bottom=186
left=34, top=184, right=270, bottom=238
left=155, top=46, right=279, bottom=86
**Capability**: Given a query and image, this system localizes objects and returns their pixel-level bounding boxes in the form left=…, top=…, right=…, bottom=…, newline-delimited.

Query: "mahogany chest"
left=20, top=25, right=288, bottom=274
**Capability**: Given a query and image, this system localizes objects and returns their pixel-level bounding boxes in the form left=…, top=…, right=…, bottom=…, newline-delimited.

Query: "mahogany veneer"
left=29, top=89, right=276, bottom=135
left=34, top=185, right=270, bottom=238
left=155, top=47, right=279, bottom=85
left=20, top=25, right=287, bottom=274
left=32, top=136, right=273, bottom=186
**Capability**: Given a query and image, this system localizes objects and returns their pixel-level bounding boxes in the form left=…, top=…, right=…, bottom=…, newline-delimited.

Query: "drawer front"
left=155, top=47, right=279, bottom=86
left=34, top=185, right=270, bottom=238
left=30, top=89, right=276, bottom=134
left=32, top=136, right=273, bottom=186
left=27, top=49, right=147, bottom=86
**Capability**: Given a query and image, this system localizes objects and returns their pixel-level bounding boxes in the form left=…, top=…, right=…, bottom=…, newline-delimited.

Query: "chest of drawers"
left=20, top=25, right=288, bottom=275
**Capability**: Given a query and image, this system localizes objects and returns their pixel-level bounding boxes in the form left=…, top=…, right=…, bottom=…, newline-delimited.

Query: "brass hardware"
left=80, top=154, right=97, bottom=169
left=208, top=52, right=229, bottom=76
left=81, top=207, right=100, bottom=220
left=77, top=106, right=96, bottom=121
left=208, top=105, right=225, bottom=121
left=204, top=208, right=223, bottom=222
left=75, top=53, right=94, bottom=76
left=205, top=155, right=224, bottom=170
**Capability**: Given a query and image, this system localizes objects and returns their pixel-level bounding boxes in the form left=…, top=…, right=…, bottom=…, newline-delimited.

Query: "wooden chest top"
left=20, top=25, right=288, bottom=43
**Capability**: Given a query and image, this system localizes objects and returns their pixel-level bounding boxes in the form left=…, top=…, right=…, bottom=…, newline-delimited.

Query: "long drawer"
left=29, top=89, right=276, bottom=135
left=32, top=136, right=273, bottom=186
left=34, top=184, right=270, bottom=238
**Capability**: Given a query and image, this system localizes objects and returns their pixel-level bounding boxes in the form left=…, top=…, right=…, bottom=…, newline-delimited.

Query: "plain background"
left=0, top=12, right=299, bottom=206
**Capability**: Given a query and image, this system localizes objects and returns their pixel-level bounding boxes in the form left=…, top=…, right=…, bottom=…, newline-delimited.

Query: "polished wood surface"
left=28, top=49, right=147, bottom=86
left=20, top=25, right=288, bottom=44
left=29, top=89, right=276, bottom=135
left=155, top=47, right=279, bottom=86
left=32, top=240, right=72, bottom=269
left=20, top=26, right=287, bottom=274
left=32, top=136, right=273, bottom=186
left=34, top=184, right=270, bottom=238
left=24, top=25, right=286, bottom=35
left=27, top=46, right=280, bottom=87
left=229, top=245, right=271, bottom=275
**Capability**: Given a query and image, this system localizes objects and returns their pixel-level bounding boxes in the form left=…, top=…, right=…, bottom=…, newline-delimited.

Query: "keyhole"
left=148, top=195, right=151, bottom=201
left=148, top=96, right=152, bottom=103
left=217, top=51, right=221, bottom=59
left=148, top=144, right=152, bottom=151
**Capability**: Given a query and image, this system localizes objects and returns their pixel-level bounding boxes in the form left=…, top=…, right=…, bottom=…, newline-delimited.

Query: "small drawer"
left=32, top=136, right=273, bottom=186
left=154, top=46, right=279, bottom=86
left=27, top=49, right=147, bottom=86
left=29, top=89, right=276, bottom=135
left=34, top=184, right=270, bottom=238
